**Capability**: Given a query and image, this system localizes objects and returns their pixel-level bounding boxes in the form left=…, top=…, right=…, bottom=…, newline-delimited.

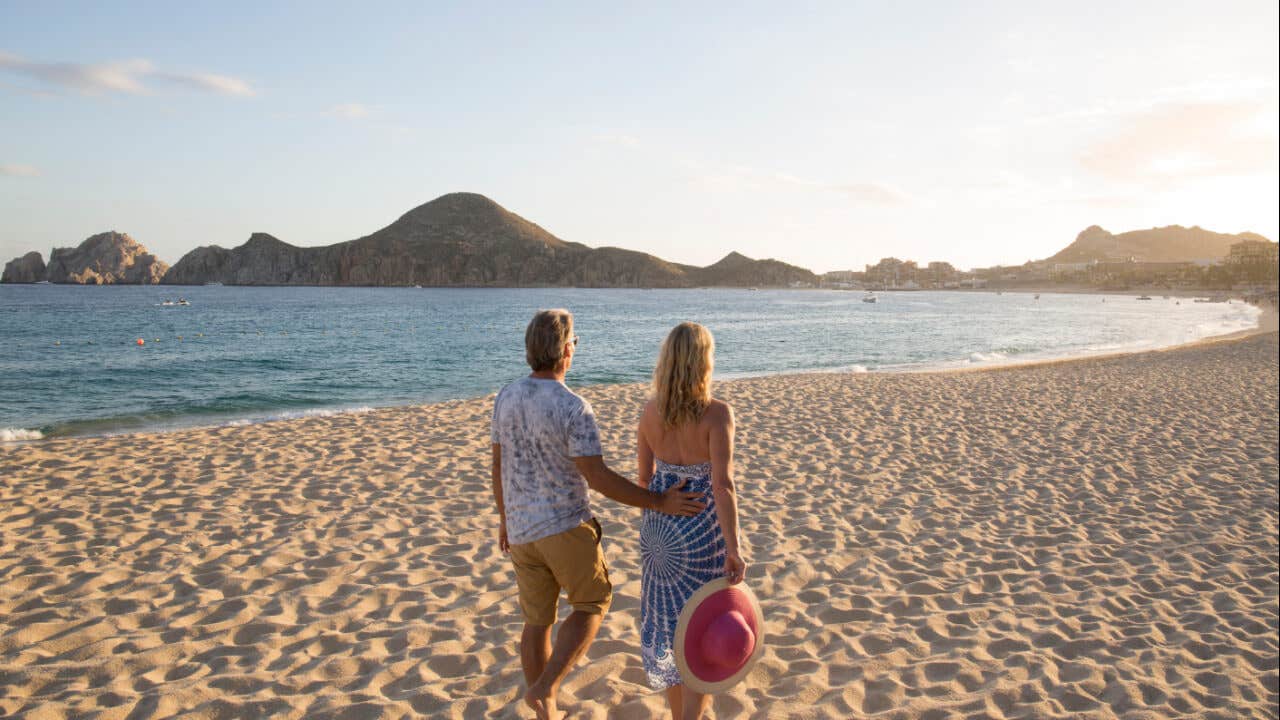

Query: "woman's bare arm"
left=637, top=404, right=656, bottom=489
left=708, top=401, right=744, bottom=583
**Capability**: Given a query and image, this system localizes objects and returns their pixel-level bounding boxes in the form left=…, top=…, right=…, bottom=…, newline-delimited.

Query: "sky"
left=2, top=1, right=1277, bottom=273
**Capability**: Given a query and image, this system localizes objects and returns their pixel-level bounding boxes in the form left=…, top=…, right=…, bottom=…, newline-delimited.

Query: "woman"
left=638, top=322, right=746, bottom=720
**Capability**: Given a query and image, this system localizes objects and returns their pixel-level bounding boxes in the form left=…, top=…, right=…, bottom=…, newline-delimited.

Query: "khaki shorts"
left=509, top=518, right=613, bottom=626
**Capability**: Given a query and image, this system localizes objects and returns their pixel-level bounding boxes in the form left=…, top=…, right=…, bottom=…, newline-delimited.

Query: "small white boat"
left=35, top=280, right=52, bottom=285
left=204, top=281, right=223, bottom=286
left=861, top=292, right=878, bottom=304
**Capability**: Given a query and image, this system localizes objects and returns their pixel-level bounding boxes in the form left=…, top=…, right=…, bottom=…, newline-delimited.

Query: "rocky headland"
left=2, top=232, right=168, bottom=284
left=161, top=193, right=817, bottom=287
left=1, top=251, right=46, bottom=284
left=4, top=193, right=817, bottom=287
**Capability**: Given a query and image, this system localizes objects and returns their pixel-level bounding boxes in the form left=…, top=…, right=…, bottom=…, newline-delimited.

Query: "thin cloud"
left=592, top=132, right=907, bottom=207
left=154, top=71, right=254, bottom=97
left=591, top=132, right=641, bottom=147
left=1080, top=100, right=1277, bottom=186
left=326, top=103, right=373, bottom=119
left=772, top=173, right=907, bottom=205
left=0, top=51, right=254, bottom=97
left=0, top=163, right=39, bottom=177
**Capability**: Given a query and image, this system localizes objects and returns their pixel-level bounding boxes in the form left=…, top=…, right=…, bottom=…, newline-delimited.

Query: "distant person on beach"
left=637, top=322, right=745, bottom=720
left=491, top=309, right=706, bottom=720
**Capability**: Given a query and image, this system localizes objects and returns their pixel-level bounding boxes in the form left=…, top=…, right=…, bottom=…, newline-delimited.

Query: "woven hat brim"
left=673, top=577, right=766, bottom=694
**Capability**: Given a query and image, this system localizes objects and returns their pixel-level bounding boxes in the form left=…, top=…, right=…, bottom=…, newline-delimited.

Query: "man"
left=492, top=309, right=705, bottom=720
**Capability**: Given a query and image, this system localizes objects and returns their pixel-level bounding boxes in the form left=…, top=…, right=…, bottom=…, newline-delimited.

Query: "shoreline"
left=4, top=299, right=1271, bottom=445
left=5, top=302, right=1273, bottom=446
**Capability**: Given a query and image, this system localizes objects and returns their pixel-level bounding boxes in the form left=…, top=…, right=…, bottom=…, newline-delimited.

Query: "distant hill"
left=0, top=232, right=167, bottom=284
left=161, top=192, right=817, bottom=287
left=1047, top=225, right=1268, bottom=264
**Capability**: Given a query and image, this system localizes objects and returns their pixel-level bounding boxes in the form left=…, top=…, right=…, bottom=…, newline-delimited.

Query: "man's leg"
left=520, top=623, right=553, bottom=686
left=525, top=610, right=602, bottom=719
left=525, top=520, right=612, bottom=720
left=508, top=542, right=559, bottom=717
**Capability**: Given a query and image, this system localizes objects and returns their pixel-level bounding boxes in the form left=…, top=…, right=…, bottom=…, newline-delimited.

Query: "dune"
left=1, top=328, right=1276, bottom=718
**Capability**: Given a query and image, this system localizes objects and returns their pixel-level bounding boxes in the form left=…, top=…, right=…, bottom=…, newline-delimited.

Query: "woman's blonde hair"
left=653, top=322, right=714, bottom=429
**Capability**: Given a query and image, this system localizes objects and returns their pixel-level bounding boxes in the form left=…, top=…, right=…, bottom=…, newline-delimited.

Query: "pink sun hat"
left=674, top=577, right=766, bottom=694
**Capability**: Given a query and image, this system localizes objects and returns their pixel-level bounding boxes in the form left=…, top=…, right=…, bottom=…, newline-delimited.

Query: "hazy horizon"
left=3, top=2, right=1277, bottom=274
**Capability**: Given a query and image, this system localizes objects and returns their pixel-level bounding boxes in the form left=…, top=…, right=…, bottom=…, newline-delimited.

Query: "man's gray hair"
left=525, top=309, right=574, bottom=372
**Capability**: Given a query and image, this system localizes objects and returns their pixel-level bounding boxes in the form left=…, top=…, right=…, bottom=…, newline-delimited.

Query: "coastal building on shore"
left=1228, top=239, right=1280, bottom=282
left=819, top=269, right=864, bottom=289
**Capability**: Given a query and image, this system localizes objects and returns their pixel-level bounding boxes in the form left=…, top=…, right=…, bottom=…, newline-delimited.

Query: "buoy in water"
left=136, top=338, right=145, bottom=345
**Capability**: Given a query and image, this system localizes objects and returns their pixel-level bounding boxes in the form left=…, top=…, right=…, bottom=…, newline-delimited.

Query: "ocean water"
left=0, top=285, right=1259, bottom=439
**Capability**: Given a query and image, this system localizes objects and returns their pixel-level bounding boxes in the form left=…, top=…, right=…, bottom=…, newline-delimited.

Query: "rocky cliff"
left=40, top=232, right=168, bottom=284
left=1, top=251, right=46, bottom=283
left=1047, top=225, right=1265, bottom=264
left=163, top=192, right=817, bottom=287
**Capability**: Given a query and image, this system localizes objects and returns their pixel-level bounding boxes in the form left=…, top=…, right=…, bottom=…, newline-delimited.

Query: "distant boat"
left=1034, top=293, right=1040, bottom=300
left=1137, top=295, right=1153, bottom=300
left=862, top=291, right=878, bottom=304
left=204, top=281, right=223, bottom=286
left=34, top=280, right=52, bottom=285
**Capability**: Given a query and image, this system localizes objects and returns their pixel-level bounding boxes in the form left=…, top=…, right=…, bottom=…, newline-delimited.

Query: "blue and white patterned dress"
left=640, top=459, right=726, bottom=690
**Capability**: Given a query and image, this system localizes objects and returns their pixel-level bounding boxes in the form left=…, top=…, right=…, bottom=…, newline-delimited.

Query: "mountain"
left=0, top=232, right=167, bottom=284
left=163, top=192, right=818, bottom=287
left=1047, top=225, right=1266, bottom=264
left=2, top=251, right=45, bottom=283
left=691, top=251, right=815, bottom=287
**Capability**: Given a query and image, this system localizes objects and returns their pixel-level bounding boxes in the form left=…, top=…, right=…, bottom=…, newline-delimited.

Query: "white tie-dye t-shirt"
left=492, top=377, right=604, bottom=545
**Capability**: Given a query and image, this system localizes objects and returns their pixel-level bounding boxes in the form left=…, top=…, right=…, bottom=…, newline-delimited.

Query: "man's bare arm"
left=573, top=455, right=705, bottom=516
left=492, top=443, right=509, bottom=552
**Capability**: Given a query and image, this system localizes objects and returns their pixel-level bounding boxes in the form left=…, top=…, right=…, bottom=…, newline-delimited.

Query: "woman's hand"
left=724, top=550, right=746, bottom=584
left=498, top=519, right=510, bottom=553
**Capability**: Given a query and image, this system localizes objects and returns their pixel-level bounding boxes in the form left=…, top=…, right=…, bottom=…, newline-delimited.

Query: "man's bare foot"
left=524, top=683, right=563, bottom=720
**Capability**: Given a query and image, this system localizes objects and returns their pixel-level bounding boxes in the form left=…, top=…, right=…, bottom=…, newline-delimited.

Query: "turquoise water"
left=0, top=285, right=1259, bottom=439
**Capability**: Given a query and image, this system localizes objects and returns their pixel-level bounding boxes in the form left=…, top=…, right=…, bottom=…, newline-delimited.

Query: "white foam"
left=1, top=428, right=43, bottom=442
left=219, top=406, right=375, bottom=428
left=968, top=351, right=1008, bottom=363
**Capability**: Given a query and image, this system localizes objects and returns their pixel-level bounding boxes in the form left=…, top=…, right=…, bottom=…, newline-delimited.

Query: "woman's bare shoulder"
left=705, top=398, right=734, bottom=423
left=640, top=397, right=658, bottom=418
left=638, top=397, right=659, bottom=429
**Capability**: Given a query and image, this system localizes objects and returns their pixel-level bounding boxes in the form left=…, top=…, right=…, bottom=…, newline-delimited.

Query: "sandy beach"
left=1, top=326, right=1276, bottom=719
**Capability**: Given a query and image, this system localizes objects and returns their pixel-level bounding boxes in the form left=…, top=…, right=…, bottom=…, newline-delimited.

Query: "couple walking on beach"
left=491, top=309, right=760, bottom=719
